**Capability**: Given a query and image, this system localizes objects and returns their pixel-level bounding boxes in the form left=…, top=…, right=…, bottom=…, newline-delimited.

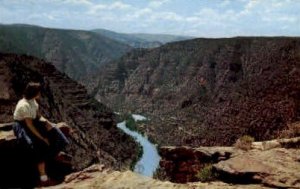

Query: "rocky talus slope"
left=94, top=37, right=300, bottom=146
left=0, top=24, right=132, bottom=83
left=0, top=53, right=138, bottom=187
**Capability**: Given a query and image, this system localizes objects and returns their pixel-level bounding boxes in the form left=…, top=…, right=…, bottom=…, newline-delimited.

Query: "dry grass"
left=234, top=135, right=255, bottom=151
left=195, top=164, right=218, bottom=182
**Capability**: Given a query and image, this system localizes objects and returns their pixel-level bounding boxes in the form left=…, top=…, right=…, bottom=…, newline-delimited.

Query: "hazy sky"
left=0, top=0, right=299, bottom=37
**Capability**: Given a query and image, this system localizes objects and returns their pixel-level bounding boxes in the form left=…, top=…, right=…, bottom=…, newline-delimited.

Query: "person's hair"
left=23, top=82, right=41, bottom=100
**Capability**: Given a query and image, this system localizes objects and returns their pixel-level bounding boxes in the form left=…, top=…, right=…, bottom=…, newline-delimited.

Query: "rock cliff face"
left=94, top=37, right=300, bottom=146
left=0, top=53, right=138, bottom=187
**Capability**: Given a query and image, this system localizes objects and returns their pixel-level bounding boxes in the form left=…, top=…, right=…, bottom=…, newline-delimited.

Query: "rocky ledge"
left=2, top=122, right=292, bottom=189
left=45, top=164, right=268, bottom=189
left=0, top=122, right=73, bottom=188
left=159, top=137, right=300, bottom=188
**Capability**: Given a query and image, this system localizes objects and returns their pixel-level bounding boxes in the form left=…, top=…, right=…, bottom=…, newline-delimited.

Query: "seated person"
left=13, top=82, right=70, bottom=186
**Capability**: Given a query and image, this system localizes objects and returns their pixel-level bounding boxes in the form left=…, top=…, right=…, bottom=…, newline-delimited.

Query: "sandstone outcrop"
left=158, top=146, right=241, bottom=183
left=1, top=124, right=285, bottom=189
left=251, top=136, right=300, bottom=150
left=45, top=164, right=269, bottom=189
left=159, top=137, right=300, bottom=188
left=214, top=148, right=300, bottom=188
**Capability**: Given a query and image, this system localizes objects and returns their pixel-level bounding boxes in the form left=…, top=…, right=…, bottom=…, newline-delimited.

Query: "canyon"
left=94, top=37, right=300, bottom=147
left=0, top=34, right=300, bottom=188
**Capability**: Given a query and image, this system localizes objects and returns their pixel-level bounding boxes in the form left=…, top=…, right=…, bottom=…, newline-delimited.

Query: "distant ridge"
left=0, top=23, right=43, bottom=28
left=0, top=24, right=132, bottom=83
left=92, top=28, right=193, bottom=48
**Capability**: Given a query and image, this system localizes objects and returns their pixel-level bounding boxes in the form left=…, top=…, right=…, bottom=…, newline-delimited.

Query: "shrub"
left=126, top=116, right=138, bottom=131
left=124, top=114, right=148, bottom=134
left=234, top=135, right=255, bottom=151
left=153, top=166, right=171, bottom=181
left=116, top=112, right=131, bottom=123
left=130, top=145, right=143, bottom=171
left=195, top=164, right=218, bottom=182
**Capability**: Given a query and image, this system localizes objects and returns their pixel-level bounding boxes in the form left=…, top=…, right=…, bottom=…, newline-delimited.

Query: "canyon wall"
left=94, top=37, right=300, bottom=146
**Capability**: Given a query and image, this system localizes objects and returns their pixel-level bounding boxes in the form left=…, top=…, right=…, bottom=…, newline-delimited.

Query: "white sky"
left=0, top=0, right=299, bottom=37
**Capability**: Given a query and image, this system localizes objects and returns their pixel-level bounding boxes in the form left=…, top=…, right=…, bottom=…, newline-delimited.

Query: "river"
left=117, top=114, right=161, bottom=177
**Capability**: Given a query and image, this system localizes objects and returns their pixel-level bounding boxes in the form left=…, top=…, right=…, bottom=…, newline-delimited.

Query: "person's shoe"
left=37, top=178, right=59, bottom=187
left=54, top=151, right=72, bottom=165
left=56, top=122, right=73, bottom=136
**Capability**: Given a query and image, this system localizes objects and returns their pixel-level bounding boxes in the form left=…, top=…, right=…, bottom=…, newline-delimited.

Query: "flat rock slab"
left=214, top=148, right=300, bottom=188
left=0, top=122, right=71, bottom=143
left=0, top=122, right=15, bottom=143
left=160, top=146, right=241, bottom=160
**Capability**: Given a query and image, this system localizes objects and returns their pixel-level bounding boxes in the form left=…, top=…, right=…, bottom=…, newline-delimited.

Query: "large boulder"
left=214, top=147, right=300, bottom=188
left=159, top=137, right=300, bottom=188
left=158, top=146, right=241, bottom=183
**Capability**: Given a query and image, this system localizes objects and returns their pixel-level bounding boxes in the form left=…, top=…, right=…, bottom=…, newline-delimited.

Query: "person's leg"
left=33, top=119, right=70, bottom=162
left=37, top=160, right=59, bottom=186
left=47, top=127, right=70, bottom=154
left=13, top=121, right=34, bottom=147
left=32, top=119, right=69, bottom=149
left=44, top=121, right=54, bottom=131
left=37, top=161, right=48, bottom=182
left=33, top=119, right=49, bottom=135
left=31, top=134, right=51, bottom=183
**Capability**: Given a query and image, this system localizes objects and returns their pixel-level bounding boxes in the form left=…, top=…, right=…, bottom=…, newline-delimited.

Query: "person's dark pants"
left=13, top=119, right=69, bottom=162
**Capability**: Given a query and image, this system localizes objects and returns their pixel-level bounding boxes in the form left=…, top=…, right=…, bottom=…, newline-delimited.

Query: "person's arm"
left=37, top=109, right=47, bottom=122
left=37, top=110, right=54, bottom=130
left=24, top=118, right=49, bottom=145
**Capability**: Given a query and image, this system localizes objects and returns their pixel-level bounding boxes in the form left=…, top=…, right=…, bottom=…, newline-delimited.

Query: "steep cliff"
left=0, top=53, right=138, bottom=171
left=94, top=37, right=300, bottom=146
